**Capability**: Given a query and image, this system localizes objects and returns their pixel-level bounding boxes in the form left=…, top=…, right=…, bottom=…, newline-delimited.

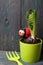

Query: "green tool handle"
left=16, top=60, right=23, bottom=65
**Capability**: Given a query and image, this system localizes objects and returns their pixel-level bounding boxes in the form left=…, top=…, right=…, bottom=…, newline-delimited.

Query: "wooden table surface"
left=0, top=51, right=43, bottom=65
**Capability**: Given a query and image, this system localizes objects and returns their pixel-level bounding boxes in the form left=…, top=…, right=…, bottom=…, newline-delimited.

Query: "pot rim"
left=19, top=38, right=42, bottom=45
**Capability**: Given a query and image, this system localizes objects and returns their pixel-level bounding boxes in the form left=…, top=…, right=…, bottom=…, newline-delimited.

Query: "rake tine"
left=15, top=51, right=20, bottom=58
left=12, top=51, right=16, bottom=57
left=6, top=52, right=10, bottom=60
left=8, top=52, right=12, bottom=58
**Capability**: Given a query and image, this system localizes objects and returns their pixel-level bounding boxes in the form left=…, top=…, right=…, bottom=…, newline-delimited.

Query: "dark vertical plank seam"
left=20, top=0, right=22, bottom=28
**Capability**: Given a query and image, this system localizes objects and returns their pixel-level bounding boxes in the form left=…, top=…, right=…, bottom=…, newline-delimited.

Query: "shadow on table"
left=40, top=53, right=43, bottom=61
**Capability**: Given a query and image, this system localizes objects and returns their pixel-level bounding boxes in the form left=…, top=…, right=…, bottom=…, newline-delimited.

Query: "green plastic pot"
left=19, top=38, right=42, bottom=63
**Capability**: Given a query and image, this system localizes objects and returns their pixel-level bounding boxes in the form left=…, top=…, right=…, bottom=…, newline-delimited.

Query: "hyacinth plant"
left=26, top=9, right=37, bottom=37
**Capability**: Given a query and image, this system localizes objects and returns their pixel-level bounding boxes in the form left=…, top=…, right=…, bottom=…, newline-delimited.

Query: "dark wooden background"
left=0, top=0, right=43, bottom=51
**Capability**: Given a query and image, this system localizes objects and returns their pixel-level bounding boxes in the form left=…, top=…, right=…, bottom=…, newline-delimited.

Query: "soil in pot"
left=20, top=37, right=41, bottom=44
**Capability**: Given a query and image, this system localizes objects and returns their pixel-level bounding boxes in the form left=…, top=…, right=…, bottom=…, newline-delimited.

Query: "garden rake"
left=6, top=51, right=23, bottom=65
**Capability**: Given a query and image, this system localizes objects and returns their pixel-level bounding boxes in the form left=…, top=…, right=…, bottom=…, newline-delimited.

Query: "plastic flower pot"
left=19, top=38, right=42, bottom=63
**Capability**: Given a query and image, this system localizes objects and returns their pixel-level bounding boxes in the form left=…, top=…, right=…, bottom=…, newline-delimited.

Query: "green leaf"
left=26, top=9, right=37, bottom=37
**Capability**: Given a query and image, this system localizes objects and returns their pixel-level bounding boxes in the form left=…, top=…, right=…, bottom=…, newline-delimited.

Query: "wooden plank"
left=0, top=0, right=20, bottom=51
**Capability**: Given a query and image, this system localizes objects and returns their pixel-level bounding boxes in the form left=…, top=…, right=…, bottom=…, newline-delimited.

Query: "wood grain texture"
left=0, top=0, right=20, bottom=51
left=0, top=0, right=43, bottom=51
